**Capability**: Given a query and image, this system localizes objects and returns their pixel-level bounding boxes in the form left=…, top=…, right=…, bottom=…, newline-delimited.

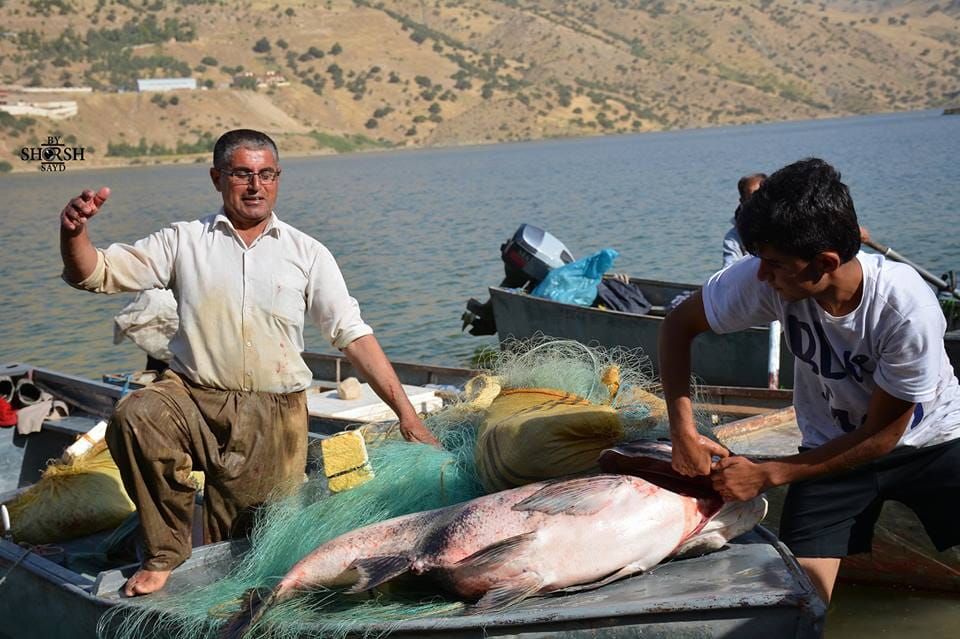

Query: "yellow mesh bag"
left=5, top=440, right=135, bottom=544
left=474, top=387, right=623, bottom=492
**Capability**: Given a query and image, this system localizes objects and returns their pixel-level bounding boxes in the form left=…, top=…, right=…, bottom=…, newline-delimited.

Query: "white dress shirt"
left=71, top=210, right=373, bottom=393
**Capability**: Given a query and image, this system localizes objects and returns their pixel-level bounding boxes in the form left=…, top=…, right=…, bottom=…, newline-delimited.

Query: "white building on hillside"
left=136, top=78, right=196, bottom=92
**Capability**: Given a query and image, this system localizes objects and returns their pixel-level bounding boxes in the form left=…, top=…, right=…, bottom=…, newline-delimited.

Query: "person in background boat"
left=58, top=129, right=440, bottom=597
left=723, top=173, right=871, bottom=269
left=661, top=157, right=960, bottom=605
left=722, top=173, right=766, bottom=268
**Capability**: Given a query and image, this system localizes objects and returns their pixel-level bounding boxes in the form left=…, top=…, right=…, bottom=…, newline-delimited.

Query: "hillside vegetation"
left=1, top=0, right=958, bottom=170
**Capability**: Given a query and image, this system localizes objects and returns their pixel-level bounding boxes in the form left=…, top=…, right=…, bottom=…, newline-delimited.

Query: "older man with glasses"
left=58, top=129, right=439, bottom=597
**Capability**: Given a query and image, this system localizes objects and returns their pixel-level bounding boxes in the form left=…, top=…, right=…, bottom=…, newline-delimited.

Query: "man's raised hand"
left=61, top=187, right=110, bottom=232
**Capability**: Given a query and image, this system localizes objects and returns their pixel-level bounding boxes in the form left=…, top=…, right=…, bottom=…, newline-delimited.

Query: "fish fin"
left=453, top=532, right=536, bottom=572
left=467, top=573, right=544, bottom=614
left=347, top=555, right=412, bottom=593
left=674, top=496, right=768, bottom=558
left=512, top=475, right=628, bottom=516
left=216, top=586, right=277, bottom=639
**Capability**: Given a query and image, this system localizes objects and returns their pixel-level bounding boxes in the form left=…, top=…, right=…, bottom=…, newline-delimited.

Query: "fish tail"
left=216, top=585, right=279, bottom=639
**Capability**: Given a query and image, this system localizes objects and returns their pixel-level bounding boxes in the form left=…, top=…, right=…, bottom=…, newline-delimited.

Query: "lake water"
left=2, top=108, right=958, bottom=377
left=1, top=108, right=959, bottom=637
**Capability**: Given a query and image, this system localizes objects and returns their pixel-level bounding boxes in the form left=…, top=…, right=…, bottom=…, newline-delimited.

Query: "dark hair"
left=737, top=173, right=767, bottom=201
left=213, top=129, right=278, bottom=168
left=736, top=158, right=860, bottom=262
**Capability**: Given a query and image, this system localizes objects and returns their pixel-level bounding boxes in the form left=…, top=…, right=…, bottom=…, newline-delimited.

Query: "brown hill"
left=1, top=0, right=957, bottom=171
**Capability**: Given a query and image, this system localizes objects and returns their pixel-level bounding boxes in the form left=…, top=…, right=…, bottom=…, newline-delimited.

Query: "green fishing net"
left=99, top=338, right=713, bottom=639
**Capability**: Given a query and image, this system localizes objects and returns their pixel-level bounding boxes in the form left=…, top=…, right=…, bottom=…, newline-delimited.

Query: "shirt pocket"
left=271, top=276, right=306, bottom=325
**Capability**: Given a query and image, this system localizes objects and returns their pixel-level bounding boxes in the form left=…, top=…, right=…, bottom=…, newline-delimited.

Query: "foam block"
left=320, top=430, right=374, bottom=492
left=337, top=377, right=362, bottom=400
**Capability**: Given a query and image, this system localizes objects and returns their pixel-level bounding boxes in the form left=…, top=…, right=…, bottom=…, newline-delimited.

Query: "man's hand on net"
left=399, top=415, right=441, bottom=447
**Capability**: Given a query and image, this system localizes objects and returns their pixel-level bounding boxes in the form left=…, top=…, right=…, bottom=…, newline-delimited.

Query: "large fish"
left=220, top=456, right=766, bottom=638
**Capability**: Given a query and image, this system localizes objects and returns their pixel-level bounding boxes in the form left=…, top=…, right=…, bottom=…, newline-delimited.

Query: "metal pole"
left=767, top=320, right=781, bottom=390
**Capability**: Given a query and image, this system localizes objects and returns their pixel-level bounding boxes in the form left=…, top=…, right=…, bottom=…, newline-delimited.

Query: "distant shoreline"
left=3, top=132, right=605, bottom=176
left=2, top=107, right=945, bottom=177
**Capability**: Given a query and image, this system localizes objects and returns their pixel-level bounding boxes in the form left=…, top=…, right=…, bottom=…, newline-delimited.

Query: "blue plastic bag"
left=531, top=249, right=619, bottom=306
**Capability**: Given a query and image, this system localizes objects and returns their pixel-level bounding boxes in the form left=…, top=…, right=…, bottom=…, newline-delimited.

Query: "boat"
left=1, top=358, right=823, bottom=639
left=488, top=280, right=960, bottom=386
left=489, top=279, right=796, bottom=388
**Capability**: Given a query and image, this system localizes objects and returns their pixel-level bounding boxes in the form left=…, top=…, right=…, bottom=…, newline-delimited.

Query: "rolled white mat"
left=63, top=420, right=109, bottom=462
left=0, top=376, right=13, bottom=403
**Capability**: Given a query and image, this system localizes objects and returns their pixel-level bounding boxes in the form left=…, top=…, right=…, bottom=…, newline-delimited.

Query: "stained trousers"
left=105, top=370, right=307, bottom=571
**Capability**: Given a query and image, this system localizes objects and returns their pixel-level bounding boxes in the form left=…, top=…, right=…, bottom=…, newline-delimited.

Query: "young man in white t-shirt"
left=659, top=157, right=960, bottom=604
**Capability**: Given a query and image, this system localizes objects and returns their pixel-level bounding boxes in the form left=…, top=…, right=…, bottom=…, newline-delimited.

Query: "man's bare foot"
left=122, top=568, right=171, bottom=597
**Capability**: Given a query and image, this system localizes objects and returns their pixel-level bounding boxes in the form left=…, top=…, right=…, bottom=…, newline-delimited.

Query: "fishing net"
left=99, top=337, right=714, bottom=639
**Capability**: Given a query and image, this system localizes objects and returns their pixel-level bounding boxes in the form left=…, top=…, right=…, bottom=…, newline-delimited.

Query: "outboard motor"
left=462, top=224, right=574, bottom=336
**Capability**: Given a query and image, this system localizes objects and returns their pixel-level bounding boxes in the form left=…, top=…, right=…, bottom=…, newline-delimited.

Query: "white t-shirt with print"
left=702, top=252, right=960, bottom=449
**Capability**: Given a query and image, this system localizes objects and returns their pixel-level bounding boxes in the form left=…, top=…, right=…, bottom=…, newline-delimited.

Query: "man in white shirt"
left=59, top=129, right=439, bottom=596
left=660, top=158, right=960, bottom=604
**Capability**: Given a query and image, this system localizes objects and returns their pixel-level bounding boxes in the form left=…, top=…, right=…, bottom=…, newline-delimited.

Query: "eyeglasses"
left=218, top=168, right=281, bottom=184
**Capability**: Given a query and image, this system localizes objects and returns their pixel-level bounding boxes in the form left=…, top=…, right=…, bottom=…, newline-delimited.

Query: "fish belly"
left=532, top=490, right=693, bottom=590
left=440, top=481, right=698, bottom=598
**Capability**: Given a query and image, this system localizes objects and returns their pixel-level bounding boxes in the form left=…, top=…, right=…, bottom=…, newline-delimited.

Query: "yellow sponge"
left=321, top=430, right=374, bottom=492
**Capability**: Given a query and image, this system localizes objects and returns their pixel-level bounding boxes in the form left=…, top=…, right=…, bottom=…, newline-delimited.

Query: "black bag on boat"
left=594, top=280, right=652, bottom=315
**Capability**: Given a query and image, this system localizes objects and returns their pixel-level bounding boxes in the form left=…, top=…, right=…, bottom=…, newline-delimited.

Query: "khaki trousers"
left=106, top=370, right=307, bottom=571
